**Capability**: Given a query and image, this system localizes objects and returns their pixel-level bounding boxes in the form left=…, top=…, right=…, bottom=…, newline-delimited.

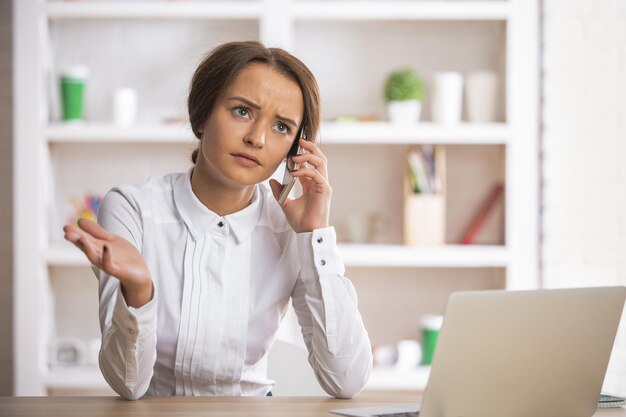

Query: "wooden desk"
left=1, top=392, right=625, bottom=417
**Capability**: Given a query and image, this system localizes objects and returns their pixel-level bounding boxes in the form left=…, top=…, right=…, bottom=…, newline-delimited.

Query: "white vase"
left=387, top=100, right=422, bottom=124
left=431, top=72, right=463, bottom=125
left=466, top=71, right=499, bottom=123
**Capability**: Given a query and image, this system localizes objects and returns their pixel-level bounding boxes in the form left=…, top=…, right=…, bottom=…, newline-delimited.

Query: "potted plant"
left=384, top=68, right=424, bottom=124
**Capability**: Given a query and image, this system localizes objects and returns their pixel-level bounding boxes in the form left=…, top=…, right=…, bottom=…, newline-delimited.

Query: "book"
left=460, top=183, right=504, bottom=244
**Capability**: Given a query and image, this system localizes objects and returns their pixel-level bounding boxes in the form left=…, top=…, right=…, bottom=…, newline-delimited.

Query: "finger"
left=291, top=167, right=330, bottom=188
left=292, top=152, right=326, bottom=172
left=298, top=139, right=327, bottom=162
left=102, top=244, right=115, bottom=273
left=63, top=223, right=82, bottom=236
left=64, top=231, right=81, bottom=243
left=76, top=236, right=102, bottom=266
left=65, top=223, right=101, bottom=247
left=77, top=218, right=114, bottom=241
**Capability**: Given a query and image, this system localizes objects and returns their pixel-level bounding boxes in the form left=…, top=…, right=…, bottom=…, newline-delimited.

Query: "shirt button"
left=320, top=259, right=326, bottom=266
left=317, top=237, right=323, bottom=244
left=218, top=221, right=224, bottom=227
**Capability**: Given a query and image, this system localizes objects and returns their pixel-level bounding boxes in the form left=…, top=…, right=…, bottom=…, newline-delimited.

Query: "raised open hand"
left=63, top=218, right=153, bottom=308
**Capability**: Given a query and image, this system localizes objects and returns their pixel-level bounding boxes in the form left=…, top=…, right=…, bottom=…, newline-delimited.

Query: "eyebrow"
left=227, top=96, right=299, bottom=128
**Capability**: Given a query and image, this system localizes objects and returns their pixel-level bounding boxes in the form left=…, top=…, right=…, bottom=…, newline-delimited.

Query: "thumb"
left=269, top=179, right=283, bottom=201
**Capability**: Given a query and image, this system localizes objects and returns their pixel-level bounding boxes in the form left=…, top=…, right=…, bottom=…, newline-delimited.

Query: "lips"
left=232, top=152, right=261, bottom=166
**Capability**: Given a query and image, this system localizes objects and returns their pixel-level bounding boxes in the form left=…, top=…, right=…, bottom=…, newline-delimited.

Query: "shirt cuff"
left=111, top=284, right=157, bottom=341
left=296, top=226, right=345, bottom=280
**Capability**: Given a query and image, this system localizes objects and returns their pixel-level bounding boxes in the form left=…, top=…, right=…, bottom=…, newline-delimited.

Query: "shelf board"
left=44, top=1, right=262, bottom=20
left=44, top=1, right=507, bottom=21
left=47, top=243, right=90, bottom=267
left=46, top=123, right=197, bottom=144
left=339, top=244, right=508, bottom=268
left=48, top=242, right=508, bottom=268
left=46, top=122, right=509, bottom=145
left=292, top=1, right=510, bottom=21
left=45, top=367, right=110, bottom=390
left=320, top=122, right=509, bottom=145
left=366, top=366, right=431, bottom=391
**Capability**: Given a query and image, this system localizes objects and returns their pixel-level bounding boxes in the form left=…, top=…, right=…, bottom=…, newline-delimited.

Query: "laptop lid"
left=419, top=286, right=626, bottom=417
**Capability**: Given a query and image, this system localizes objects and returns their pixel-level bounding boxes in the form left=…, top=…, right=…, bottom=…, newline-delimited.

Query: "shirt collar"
left=173, top=168, right=263, bottom=243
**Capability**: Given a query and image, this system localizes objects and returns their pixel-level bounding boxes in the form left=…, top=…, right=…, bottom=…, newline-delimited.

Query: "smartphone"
left=278, top=126, right=304, bottom=205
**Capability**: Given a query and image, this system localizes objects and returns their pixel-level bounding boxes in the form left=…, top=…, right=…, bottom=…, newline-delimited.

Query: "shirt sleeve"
left=93, top=188, right=158, bottom=400
left=291, top=226, right=373, bottom=399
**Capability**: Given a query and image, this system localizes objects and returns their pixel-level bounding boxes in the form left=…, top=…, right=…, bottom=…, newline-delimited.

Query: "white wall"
left=542, top=0, right=626, bottom=394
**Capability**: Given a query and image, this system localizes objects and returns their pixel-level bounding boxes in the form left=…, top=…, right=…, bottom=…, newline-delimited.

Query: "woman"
left=63, top=41, right=372, bottom=400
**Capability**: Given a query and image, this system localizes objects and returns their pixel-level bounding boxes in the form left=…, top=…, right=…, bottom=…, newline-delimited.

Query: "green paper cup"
left=60, top=66, right=88, bottom=121
left=420, top=314, right=443, bottom=365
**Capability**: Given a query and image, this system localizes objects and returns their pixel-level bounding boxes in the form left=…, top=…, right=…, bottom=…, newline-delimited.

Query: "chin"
left=228, top=171, right=267, bottom=187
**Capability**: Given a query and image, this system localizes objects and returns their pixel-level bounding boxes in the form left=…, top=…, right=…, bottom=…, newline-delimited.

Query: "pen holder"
left=403, top=193, right=446, bottom=246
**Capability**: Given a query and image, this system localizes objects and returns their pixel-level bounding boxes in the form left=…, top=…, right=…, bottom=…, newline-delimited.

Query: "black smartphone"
left=278, top=125, right=304, bottom=205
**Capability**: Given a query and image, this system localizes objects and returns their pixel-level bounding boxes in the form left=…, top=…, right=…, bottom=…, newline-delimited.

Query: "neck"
left=190, top=165, right=256, bottom=217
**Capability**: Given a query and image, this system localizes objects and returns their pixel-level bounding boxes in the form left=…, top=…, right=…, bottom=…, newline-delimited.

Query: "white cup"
left=113, top=87, right=137, bottom=126
left=431, top=72, right=463, bottom=125
left=466, top=71, right=499, bottom=123
left=395, top=339, right=422, bottom=370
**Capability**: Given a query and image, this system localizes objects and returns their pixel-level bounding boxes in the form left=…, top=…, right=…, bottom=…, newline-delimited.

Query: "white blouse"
left=93, top=169, right=372, bottom=400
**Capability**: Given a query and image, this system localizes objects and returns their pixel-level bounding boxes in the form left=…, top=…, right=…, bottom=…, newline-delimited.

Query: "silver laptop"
left=331, top=286, right=626, bottom=417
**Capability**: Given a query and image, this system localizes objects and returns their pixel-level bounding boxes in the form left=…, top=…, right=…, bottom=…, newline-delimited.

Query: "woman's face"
left=196, top=62, right=304, bottom=189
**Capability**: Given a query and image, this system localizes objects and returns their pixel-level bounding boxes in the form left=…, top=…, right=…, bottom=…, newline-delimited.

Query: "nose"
left=244, top=122, right=265, bottom=148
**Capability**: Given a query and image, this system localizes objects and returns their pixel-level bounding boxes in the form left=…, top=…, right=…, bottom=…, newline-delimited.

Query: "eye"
left=233, top=106, right=250, bottom=118
left=274, top=122, right=291, bottom=135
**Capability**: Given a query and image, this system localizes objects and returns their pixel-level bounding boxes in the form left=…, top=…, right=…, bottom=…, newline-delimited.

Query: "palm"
left=63, top=218, right=151, bottom=289
left=284, top=176, right=330, bottom=232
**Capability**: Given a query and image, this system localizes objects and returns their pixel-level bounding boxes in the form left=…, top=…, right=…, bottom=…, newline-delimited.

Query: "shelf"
left=47, top=242, right=508, bottom=268
left=339, top=244, right=508, bottom=268
left=44, top=0, right=507, bottom=21
left=45, top=367, right=109, bottom=390
left=47, top=243, right=90, bottom=267
left=46, top=122, right=509, bottom=145
left=44, top=1, right=262, bottom=20
left=46, top=123, right=197, bottom=143
left=320, top=122, right=509, bottom=145
left=292, top=1, right=510, bottom=21
left=366, top=366, right=431, bottom=391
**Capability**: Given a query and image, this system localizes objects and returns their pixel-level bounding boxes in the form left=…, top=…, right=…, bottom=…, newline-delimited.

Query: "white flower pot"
left=387, top=100, right=422, bottom=124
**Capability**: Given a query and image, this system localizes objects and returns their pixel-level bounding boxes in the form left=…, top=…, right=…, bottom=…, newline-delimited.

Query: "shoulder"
left=256, top=183, right=294, bottom=235
left=100, top=172, right=183, bottom=218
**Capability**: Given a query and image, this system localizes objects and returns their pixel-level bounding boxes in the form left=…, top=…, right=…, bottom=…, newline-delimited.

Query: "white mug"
left=113, top=87, right=137, bottom=126
left=395, top=339, right=422, bottom=370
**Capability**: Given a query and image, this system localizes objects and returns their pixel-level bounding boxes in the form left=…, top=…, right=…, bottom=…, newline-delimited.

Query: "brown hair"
left=188, top=41, right=321, bottom=164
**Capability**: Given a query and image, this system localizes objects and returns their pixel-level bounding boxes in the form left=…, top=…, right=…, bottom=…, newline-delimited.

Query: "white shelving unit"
left=14, top=0, right=538, bottom=395
left=46, top=122, right=510, bottom=144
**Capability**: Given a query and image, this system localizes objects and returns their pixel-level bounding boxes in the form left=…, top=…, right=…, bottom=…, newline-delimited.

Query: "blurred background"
left=1, top=0, right=625, bottom=398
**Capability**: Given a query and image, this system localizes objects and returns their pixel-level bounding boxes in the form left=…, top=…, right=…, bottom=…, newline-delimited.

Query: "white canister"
left=431, top=72, right=463, bottom=125
left=113, top=87, right=138, bottom=126
left=466, top=71, right=499, bottom=123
